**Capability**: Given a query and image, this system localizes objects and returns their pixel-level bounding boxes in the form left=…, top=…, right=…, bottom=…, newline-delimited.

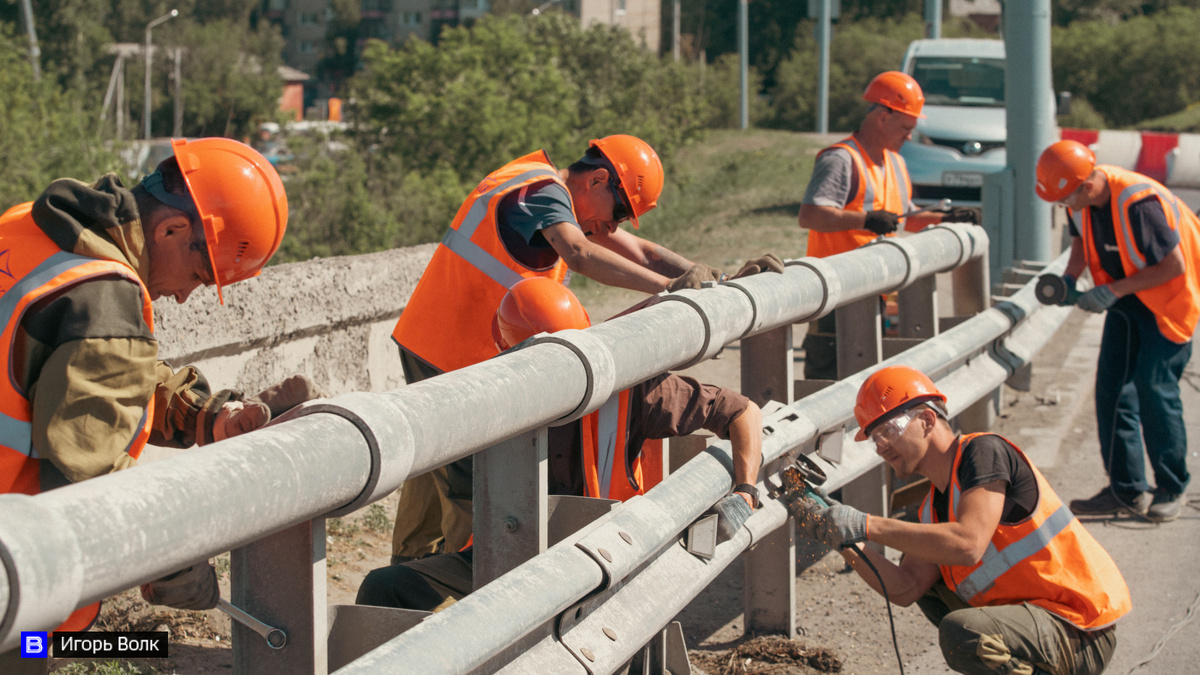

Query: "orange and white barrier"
left=1061, top=127, right=1200, bottom=188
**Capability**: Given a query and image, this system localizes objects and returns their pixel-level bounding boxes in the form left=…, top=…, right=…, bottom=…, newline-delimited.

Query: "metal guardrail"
left=0, top=224, right=1070, bottom=674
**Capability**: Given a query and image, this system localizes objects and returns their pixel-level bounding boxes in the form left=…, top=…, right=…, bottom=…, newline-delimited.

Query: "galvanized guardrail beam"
left=0, top=225, right=986, bottom=654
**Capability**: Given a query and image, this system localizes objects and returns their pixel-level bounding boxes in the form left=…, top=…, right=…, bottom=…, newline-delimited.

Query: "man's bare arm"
left=543, top=222, right=671, bottom=293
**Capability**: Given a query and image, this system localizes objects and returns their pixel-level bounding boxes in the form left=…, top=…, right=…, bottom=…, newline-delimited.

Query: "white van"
left=898, top=38, right=1008, bottom=205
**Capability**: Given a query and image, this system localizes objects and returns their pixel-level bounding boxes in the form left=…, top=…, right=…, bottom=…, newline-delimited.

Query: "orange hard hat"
left=171, top=137, right=288, bottom=304
left=589, top=135, right=664, bottom=229
left=853, top=366, right=947, bottom=441
left=491, top=277, right=592, bottom=352
left=863, top=71, right=926, bottom=119
left=1036, top=140, right=1096, bottom=202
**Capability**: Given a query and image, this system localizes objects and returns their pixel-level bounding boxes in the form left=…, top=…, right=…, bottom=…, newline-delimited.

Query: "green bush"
left=767, top=15, right=925, bottom=133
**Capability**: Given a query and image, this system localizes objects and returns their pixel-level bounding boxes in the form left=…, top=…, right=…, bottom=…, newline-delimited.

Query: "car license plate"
left=943, top=171, right=984, bottom=187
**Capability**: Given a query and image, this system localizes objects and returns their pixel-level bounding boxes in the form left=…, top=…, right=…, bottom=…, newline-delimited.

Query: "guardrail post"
left=835, top=296, right=888, bottom=545
left=739, top=326, right=797, bottom=637
left=835, top=297, right=882, bottom=379
left=474, top=428, right=549, bottom=589
left=232, top=519, right=327, bottom=675
left=954, top=253, right=998, bottom=432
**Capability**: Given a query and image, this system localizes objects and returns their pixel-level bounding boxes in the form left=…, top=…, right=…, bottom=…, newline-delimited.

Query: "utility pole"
left=174, top=48, right=183, bottom=138
left=738, top=0, right=748, bottom=129
left=144, top=9, right=178, bottom=140
left=19, top=0, right=41, bottom=81
left=672, top=0, right=681, bottom=62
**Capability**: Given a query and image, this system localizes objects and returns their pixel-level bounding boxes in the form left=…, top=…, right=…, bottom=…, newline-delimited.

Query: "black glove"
left=864, top=210, right=899, bottom=235
left=942, top=206, right=981, bottom=224
left=730, top=253, right=785, bottom=280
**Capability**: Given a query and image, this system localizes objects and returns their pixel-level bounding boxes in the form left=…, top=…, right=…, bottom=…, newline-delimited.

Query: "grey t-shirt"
left=801, top=147, right=914, bottom=213
left=496, top=179, right=578, bottom=270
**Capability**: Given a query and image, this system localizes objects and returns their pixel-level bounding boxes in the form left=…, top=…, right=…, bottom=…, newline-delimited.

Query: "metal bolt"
left=504, top=517, right=519, bottom=532
left=619, top=531, right=632, bottom=545
left=581, top=647, right=596, bottom=661
left=598, top=547, right=612, bottom=562
left=603, top=627, right=618, bottom=641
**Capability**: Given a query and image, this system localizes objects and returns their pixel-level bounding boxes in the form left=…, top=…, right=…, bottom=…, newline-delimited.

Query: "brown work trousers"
left=391, top=349, right=474, bottom=561
left=918, top=581, right=1117, bottom=675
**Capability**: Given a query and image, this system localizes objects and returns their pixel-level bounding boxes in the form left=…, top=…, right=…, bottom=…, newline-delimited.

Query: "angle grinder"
left=1035, top=274, right=1082, bottom=306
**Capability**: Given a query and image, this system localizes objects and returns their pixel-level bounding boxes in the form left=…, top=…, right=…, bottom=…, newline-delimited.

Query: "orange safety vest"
left=919, top=433, right=1131, bottom=631
left=1079, top=165, right=1200, bottom=343
left=392, top=151, right=570, bottom=373
left=0, top=203, right=156, bottom=631
left=579, top=390, right=665, bottom=502
left=805, top=136, right=911, bottom=259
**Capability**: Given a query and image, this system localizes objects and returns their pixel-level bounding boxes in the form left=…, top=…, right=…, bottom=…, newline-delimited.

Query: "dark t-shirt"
left=496, top=179, right=577, bottom=270
left=932, top=435, right=1038, bottom=525
left=1069, top=195, right=1180, bottom=281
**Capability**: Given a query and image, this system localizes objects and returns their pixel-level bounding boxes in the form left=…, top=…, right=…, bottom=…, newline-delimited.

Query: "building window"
left=617, top=0, right=626, bottom=14
left=298, top=12, right=320, bottom=25
left=300, top=41, right=316, bottom=53
left=402, top=11, right=422, bottom=26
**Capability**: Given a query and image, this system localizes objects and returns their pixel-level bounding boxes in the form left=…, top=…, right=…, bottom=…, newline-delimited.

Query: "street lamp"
left=145, top=9, right=178, bottom=140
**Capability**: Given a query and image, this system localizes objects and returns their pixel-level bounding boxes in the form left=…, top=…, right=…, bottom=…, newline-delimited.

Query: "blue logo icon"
left=20, top=631, right=48, bottom=657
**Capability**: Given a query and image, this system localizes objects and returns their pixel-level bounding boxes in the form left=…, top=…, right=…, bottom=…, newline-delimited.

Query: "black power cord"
left=845, top=544, right=905, bottom=675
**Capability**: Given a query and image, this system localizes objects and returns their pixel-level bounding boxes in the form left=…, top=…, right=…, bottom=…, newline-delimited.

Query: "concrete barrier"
left=153, top=243, right=436, bottom=398
left=1169, top=134, right=1200, bottom=188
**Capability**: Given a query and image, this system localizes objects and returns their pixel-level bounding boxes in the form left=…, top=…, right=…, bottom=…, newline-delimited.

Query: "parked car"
left=899, top=38, right=1008, bottom=206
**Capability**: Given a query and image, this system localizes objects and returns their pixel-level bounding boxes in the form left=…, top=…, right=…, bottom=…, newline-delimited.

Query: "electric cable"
left=1125, top=589, right=1200, bottom=674
left=845, top=545, right=905, bottom=675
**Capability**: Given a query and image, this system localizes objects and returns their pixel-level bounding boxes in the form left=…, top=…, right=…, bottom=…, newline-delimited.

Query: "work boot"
left=1147, top=488, right=1187, bottom=522
left=1069, top=487, right=1150, bottom=517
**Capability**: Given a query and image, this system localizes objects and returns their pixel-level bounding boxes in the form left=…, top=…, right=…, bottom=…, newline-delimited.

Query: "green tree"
left=1052, top=8, right=1200, bottom=127
left=0, top=29, right=122, bottom=210
left=769, top=14, right=925, bottom=132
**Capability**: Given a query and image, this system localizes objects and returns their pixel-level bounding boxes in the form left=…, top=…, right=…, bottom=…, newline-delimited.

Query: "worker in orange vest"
left=0, top=139, right=323, bottom=659
left=357, top=279, right=764, bottom=610
left=794, top=366, right=1130, bottom=675
left=797, top=72, right=979, bottom=380
left=1035, top=139, right=1198, bottom=521
left=388, top=135, right=782, bottom=562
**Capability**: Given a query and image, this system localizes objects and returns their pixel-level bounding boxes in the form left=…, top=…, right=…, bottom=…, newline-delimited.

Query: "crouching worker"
left=356, top=278, right=764, bottom=611
left=792, top=366, right=1130, bottom=675
left=0, top=138, right=325, bottom=641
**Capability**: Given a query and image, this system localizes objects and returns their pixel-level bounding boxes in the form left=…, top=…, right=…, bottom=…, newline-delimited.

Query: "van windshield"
left=910, top=57, right=1005, bottom=107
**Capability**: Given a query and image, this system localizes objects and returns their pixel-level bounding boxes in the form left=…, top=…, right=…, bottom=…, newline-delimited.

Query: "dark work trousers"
left=801, top=312, right=838, bottom=381
left=1095, top=294, right=1193, bottom=496
left=917, top=581, right=1116, bottom=675
left=391, top=348, right=474, bottom=561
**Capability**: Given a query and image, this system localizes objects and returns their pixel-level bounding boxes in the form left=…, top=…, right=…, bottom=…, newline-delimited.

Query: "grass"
left=571, top=128, right=828, bottom=311
left=1135, top=104, right=1200, bottom=133
left=54, top=661, right=157, bottom=675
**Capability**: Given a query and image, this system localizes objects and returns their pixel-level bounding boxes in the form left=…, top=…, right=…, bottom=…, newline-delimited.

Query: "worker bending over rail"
left=0, top=139, right=324, bottom=654
left=389, top=134, right=782, bottom=563
left=357, top=278, right=764, bottom=610
left=793, top=366, right=1129, bottom=675
left=797, top=71, right=979, bottom=380
left=1036, top=140, right=1198, bottom=522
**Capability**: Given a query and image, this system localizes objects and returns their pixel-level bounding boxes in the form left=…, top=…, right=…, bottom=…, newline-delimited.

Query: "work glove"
left=1076, top=285, right=1118, bottom=313
left=942, top=206, right=982, bottom=224
left=141, top=562, right=220, bottom=611
left=212, top=375, right=329, bottom=442
left=711, top=485, right=758, bottom=543
left=667, top=263, right=723, bottom=292
left=863, top=210, right=900, bottom=235
left=793, top=490, right=868, bottom=550
left=730, top=253, right=786, bottom=280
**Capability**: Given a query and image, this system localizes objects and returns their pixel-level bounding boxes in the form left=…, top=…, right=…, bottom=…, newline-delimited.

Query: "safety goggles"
left=868, top=410, right=918, bottom=448
left=608, top=180, right=632, bottom=225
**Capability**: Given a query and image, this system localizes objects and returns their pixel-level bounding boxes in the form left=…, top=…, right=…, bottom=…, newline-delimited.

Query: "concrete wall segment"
left=151, top=244, right=436, bottom=397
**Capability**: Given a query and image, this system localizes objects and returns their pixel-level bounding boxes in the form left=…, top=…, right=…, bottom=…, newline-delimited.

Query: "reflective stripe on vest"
left=1, top=207, right=155, bottom=495
left=806, top=137, right=909, bottom=258
left=1081, top=165, right=1200, bottom=343
left=392, top=152, right=571, bottom=373
left=919, top=432, right=1131, bottom=629
left=954, top=503, right=1073, bottom=601
left=0, top=251, right=98, bottom=456
left=580, top=390, right=664, bottom=502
